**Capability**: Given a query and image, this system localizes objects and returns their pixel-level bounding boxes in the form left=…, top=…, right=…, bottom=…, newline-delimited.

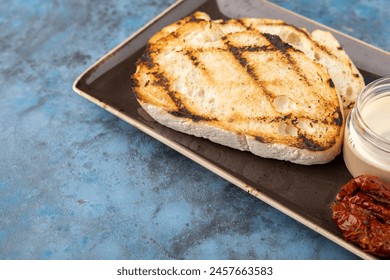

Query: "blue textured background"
left=0, top=0, right=389, bottom=259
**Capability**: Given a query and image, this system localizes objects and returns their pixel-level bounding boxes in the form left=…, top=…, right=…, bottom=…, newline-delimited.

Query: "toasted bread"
left=132, top=15, right=345, bottom=164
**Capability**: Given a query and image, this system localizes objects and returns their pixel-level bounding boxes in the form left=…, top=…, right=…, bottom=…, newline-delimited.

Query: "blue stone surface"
left=0, top=0, right=388, bottom=260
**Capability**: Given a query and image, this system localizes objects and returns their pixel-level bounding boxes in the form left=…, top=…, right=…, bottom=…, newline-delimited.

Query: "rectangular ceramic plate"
left=73, top=0, right=390, bottom=259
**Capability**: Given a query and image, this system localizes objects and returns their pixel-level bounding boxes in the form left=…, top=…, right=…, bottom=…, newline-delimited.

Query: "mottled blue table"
left=0, top=0, right=389, bottom=260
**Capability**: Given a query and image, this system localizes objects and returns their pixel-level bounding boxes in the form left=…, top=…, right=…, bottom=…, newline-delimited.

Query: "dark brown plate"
left=73, top=0, right=390, bottom=259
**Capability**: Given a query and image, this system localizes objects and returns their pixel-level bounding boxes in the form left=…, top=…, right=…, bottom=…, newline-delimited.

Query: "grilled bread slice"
left=132, top=18, right=344, bottom=164
left=148, top=12, right=365, bottom=113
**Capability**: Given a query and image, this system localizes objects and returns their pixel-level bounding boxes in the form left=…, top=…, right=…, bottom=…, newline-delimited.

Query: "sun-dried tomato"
left=332, top=175, right=390, bottom=258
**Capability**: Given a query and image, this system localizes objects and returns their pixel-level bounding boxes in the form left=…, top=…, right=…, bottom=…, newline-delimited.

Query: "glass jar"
left=343, top=77, right=390, bottom=183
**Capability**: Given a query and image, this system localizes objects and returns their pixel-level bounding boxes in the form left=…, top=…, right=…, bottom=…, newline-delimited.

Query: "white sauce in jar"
left=343, top=78, right=390, bottom=183
left=361, top=96, right=390, bottom=140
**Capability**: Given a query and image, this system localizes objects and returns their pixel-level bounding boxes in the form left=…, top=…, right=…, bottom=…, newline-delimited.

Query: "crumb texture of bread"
left=131, top=12, right=363, bottom=165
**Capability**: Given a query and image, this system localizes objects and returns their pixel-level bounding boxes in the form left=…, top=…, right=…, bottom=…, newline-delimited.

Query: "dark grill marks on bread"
left=283, top=22, right=335, bottom=58
left=236, top=18, right=251, bottom=30
left=256, top=20, right=336, bottom=58
left=262, top=32, right=337, bottom=112
left=333, top=107, right=343, bottom=126
left=150, top=71, right=214, bottom=122
left=262, top=33, right=291, bottom=54
left=298, top=133, right=330, bottom=151
left=224, top=41, right=276, bottom=102
left=139, top=48, right=155, bottom=69
left=262, top=33, right=312, bottom=91
left=328, top=78, right=335, bottom=88
left=227, top=44, right=248, bottom=67
left=249, top=116, right=339, bottom=150
left=183, top=50, right=201, bottom=67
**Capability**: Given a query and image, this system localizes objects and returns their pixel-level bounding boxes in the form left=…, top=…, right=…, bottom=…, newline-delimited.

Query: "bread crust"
left=140, top=102, right=342, bottom=164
